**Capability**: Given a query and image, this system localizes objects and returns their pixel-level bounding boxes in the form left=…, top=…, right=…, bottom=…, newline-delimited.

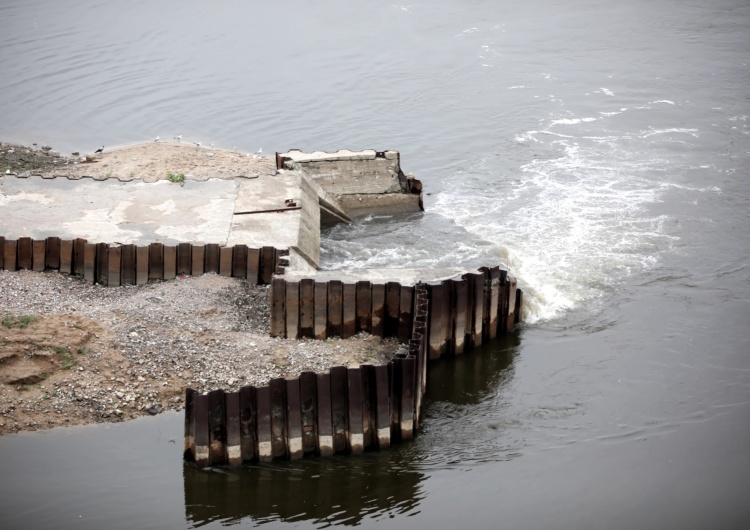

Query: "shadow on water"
left=183, top=449, right=424, bottom=528
left=182, top=332, right=521, bottom=528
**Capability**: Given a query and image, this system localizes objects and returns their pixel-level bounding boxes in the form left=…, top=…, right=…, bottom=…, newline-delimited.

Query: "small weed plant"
left=167, top=171, right=186, bottom=186
left=2, top=314, right=37, bottom=329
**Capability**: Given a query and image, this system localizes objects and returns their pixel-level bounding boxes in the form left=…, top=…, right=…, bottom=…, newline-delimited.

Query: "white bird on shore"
left=154, top=135, right=160, bottom=142
left=195, top=141, right=202, bottom=147
left=252, top=147, right=262, bottom=159
left=174, top=135, right=182, bottom=142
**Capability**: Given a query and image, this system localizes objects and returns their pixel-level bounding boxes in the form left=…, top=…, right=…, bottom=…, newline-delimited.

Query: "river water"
left=1, top=0, right=749, bottom=528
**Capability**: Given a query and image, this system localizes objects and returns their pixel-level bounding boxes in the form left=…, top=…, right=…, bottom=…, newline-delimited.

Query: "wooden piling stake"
left=471, top=272, right=484, bottom=348
left=427, top=283, right=445, bottom=360
left=184, top=388, right=196, bottom=461
left=315, top=373, right=334, bottom=456
left=342, top=283, right=357, bottom=339
left=360, top=365, right=375, bottom=449
left=73, top=238, right=86, bottom=276
left=515, top=288, right=523, bottom=326
left=506, top=276, right=517, bottom=331
left=285, top=379, right=303, bottom=460
left=453, top=279, right=468, bottom=354
left=314, top=282, right=328, bottom=340
left=385, top=282, right=400, bottom=338
left=225, top=391, right=242, bottom=466
left=355, top=281, right=372, bottom=333
left=488, top=267, right=501, bottom=338
left=207, top=389, right=227, bottom=466
left=94, top=243, right=108, bottom=286
left=399, top=358, right=415, bottom=440
left=231, top=244, right=248, bottom=278
left=389, top=361, right=402, bottom=443
left=2, top=239, right=16, bottom=271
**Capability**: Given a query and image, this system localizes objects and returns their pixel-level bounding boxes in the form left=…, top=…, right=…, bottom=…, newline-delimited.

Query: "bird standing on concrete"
left=252, top=147, right=262, bottom=159
left=94, top=146, right=104, bottom=153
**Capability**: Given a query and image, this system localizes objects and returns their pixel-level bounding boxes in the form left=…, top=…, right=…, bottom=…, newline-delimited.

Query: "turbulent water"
left=1, top=1, right=749, bottom=529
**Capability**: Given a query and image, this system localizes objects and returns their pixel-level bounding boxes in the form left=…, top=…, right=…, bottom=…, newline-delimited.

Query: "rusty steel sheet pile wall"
left=184, top=271, right=522, bottom=468
left=0, top=235, right=285, bottom=285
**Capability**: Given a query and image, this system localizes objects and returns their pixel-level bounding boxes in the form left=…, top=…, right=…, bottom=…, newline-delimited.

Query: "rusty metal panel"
left=207, top=389, right=226, bottom=466
left=270, top=279, right=286, bottom=338
left=163, top=245, right=177, bottom=280
left=246, top=247, right=260, bottom=285
left=59, top=240, right=72, bottom=274
left=342, top=283, right=357, bottom=339
left=269, top=378, right=287, bottom=459
left=315, top=373, right=334, bottom=456
left=285, top=379, right=303, bottom=460
left=73, top=238, right=86, bottom=276
left=260, top=246, right=275, bottom=284
left=219, top=246, right=233, bottom=277
left=225, top=391, right=242, bottom=466
left=507, top=276, right=517, bottom=331
left=427, top=283, right=446, bottom=360
left=136, top=246, right=149, bottom=285
left=398, top=286, right=414, bottom=342
left=360, top=365, right=375, bottom=450
left=488, top=267, right=501, bottom=338
left=388, top=361, right=402, bottom=444
left=327, top=280, right=343, bottom=337
left=385, top=282, right=400, bottom=338
left=17, top=237, right=32, bottom=270
left=515, top=288, right=523, bottom=325
left=193, top=393, right=210, bottom=468
left=149, top=243, right=164, bottom=279
left=299, top=278, right=314, bottom=338
left=239, top=385, right=257, bottom=463
left=2, top=239, right=16, bottom=271
left=95, top=243, right=108, bottom=286
left=441, top=280, right=454, bottom=356
left=285, top=281, right=300, bottom=339
left=498, top=269, right=509, bottom=333
left=108, top=246, right=122, bottom=287
left=330, top=366, right=348, bottom=454
left=471, top=272, right=484, bottom=348
left=191, top=245, right=205, bottom=277
left=346, top=368, right=364, bottom=455
left=399, top=358, right=415, bottom=440
left=453, top=279, right=468, bottom=354
left=370, top=284, right=385, bottom=337
left=232, top=244, right=247, bottom=278
left=355, top=281, right=372, bottom=333
left=0, top=237, right=4, bottom=269
left=45, top=237, right=60, bottom=270
left=204, top=243, right=220, bottom=274
left=256, top=386, right=272, bottom=462
left=314, top=282, right=328, bottom=340
left=176, top=243, right=191, bottom=275
left=299, top=372, right=317, bottom=455
left=83, top=243, right=96, bottom=284
left=121, top=244, right=136, bottom=285
left=184, top=388, right=196, bottom=461
left=32, top=240, right=45, bottom=272
left=373, top=364, right=390, bottom=449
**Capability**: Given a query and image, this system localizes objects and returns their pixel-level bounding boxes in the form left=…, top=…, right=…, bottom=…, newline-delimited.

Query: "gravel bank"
left=0, top=270, right=400, bottom=435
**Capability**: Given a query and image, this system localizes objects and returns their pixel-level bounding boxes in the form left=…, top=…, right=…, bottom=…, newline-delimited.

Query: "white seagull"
left=252, top=147, right=263, bottom=159
left=154, top=135, right=160, bottom=142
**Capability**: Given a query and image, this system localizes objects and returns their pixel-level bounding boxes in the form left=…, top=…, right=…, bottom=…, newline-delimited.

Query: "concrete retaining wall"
left=0, top=235, right=284, bottom=285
